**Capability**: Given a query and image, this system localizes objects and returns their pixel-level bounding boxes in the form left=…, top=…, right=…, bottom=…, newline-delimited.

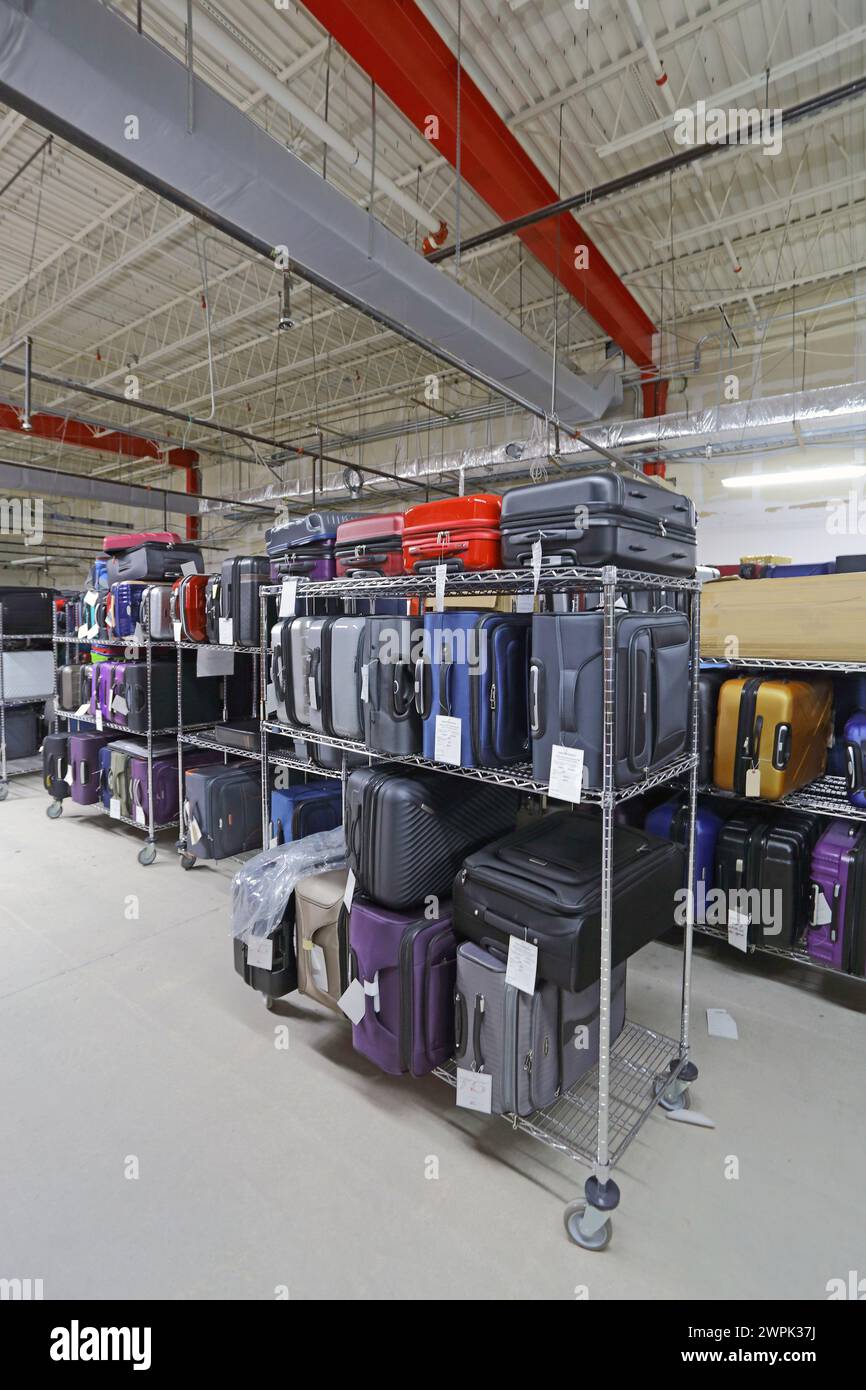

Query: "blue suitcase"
left=644, top=794, right=724, bottom=921
left=415, top=611, right=531, bottom=768
left=766, top=562, right=835, bottom=577
left=111, top=581, right=147, bottom=638
left=270, top=784, right=342, bottom=845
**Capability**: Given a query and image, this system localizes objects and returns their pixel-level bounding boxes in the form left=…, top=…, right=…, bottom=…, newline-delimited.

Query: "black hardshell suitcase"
left=361, top=615, right=424, bottom=756
left=0, top=586, right=55, bottom=636
left=453, top=809, right=684, bottom=991
left=42, top=730, right=70, bottom=799
left=499, top=472, right=696, bottom=577
left=121, top=661, right=222, bottom=732
left=212, top=719, right=261, bottom=752
left=698, top=668, right=727, bottom=785
left=345, top=765, right=519, bottom=911
left=530, top=610, right=691, bottom=788
left=233, top=905, right=298, bottom=998
left=205, top=574, right=221, bottom=643
left=184, top=762, right=262, bottom=860
left=714, top=812, right=822, bottom=947
left=220, top=557, right=270, bottom=646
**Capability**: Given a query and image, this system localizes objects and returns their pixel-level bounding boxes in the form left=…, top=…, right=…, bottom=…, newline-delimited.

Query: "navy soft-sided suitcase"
left=415, top=610, right=530, bottom=768
left=767, top=562, right=835, bottom=577
left=644, top=794, right=724, bottom=921
left=270, top=784, right=342, bottom=845
left=184, top=762, right=262, bottom=861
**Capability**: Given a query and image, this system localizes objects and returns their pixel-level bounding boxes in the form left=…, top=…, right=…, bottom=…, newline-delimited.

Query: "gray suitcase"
left=289, top=616, right=327, bottom=735
left=361, top=615, right=424, bottom=755
left=454, top=941, right=626, bottom=1116
left=270, top=617, right=313, bottom=763
left=60, top=663, right=93, bottom=711
left=324, top=615, right=366, bottom=742
left=530, top=610, right=690, bottom=789
left=183, top=762, right=262, bottom=861
left=142, top=583, right=173, bottom=639
left=107, top=543, right=202, bottom=585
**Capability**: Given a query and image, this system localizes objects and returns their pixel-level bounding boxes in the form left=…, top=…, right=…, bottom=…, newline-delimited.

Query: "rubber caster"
left=263, top=995, right=276, bottom=1011
left=655, top=1077, right=692, bottom=1113
left=46, top=800, right=63, bottom=819
left=0, top=783, right=8, bottom=801
left=563, top=1200, right=612, bottom=1252
left=180, top=854, right=196, bottom=871
left=138, top=844, right=157, bottom=866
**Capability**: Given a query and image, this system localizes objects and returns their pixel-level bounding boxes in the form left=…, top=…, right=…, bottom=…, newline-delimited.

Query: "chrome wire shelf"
left=263, top=564, right=702, bottom=600
left=704, top=656, right=866, bottom=674
left=55, top=634, right=175, bottom=648
left=0, top=632, right=54, bottom=642
left=175, top=640, right=259, bottom=653
left=435, top=1021, right=683, bottom=1169
left=108, top=806, right=179, bottom=835
left=268, top=750, right=343, bottom=781
left=1, top=694, right=52, bottom=708
left=702, top=775, right=866, bottom=823
left=57, top=709, right=215, bottom=738
left=179, top=731, right=261, bottom=763
left=2, top=754, right=42, bottom=777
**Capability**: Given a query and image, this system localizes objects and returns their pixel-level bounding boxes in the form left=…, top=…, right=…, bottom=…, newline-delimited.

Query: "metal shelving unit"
left=0, top=601, right=54, bottom=799
left=257, top=565, right=704, bottom=1250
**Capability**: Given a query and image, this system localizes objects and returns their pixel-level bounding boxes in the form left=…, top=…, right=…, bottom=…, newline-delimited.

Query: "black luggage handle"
left=307, top=647, right=322, bottom=711
left=392, top=661, right=414, bottom=719
left=846, top=740, right=864, bottom=793
left=472, top=993, right=485, bottom=1072
left=414, top=658, right=431, bottom=719
left=271, top=637, right=286, bottom=706
left=529, top=660, right=545, bottom=738
left=454, top=989, right=467, bottom=1058
left=438, top=654, right=453, bottom=717
left=772, top=722, right=791, bottom=771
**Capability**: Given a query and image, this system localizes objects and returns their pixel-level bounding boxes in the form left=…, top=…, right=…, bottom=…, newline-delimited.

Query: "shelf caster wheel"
left=0, top=782, right=8, bottom=801
left=46, top=800, right=63, bottom=819
left=138, top=843, right=157, bottom=867
left=180, top=854, right=196, bottom=871
left=263, top=994, right=276, bottom=1011
left=655, top=1077, right=692, bottom=1113
left=563, top=1200, right=612, bottom=1252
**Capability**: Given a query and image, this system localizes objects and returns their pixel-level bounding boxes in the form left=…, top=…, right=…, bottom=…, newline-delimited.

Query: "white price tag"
left=87, top=625, right=99, bottom=640
left=547, top=744, right=584, bottom=803
left=135, top=805, right=146, bottom=827
left=133, top=623, right=145, bottom=647
left=337, top=978, right=366, bottom=1026
left=706, top=1007, right=739, bottom=1040
left=197, top=646, right=235, bottom=678
left=308, top=675, right=318, bottom=710
left=180, top=561, right=198, bottom=577
left=94, top=708, right=104, bottom=731
left=84, top=589, right=98, bottom=608
left=188, top=815, right=202, bottom=846
left=343, top=868, right=356, bottom=911
left=218, top=618, right=233, bottom=645
left=456, top=1067, right=493, bottom=1114
left=360, top=663, right=370, bottom=703
left=505, top=935, right=538, bottom=995
left=64, top=763, right=74, bottom=785
left=109, top=797, right=121, bottom=820
left=434, top=714, right=462, bottom=765
left=531, top=539, right=542, bottom=594
left=812, top=890, right=833, bottom=927
left=279, top=578, right=298, bottom=618
left=112, top=694, right=128, bottom=717
left=74, top=703, right=89, bottom=718
left=309, top=944, right=328, bottom=992
left=172, top=621, right=183, bottom=644
left=265, top=681, right=277, bottom=715
left=246, top=934, right=274, bottom=971
left=515, top=593, right=535, bottom=613
left=727, top=910, right=750, bottom=953
left=77, top=624, right=88, bottom=640
left=434, top=564, right=447, bottom=613
left=745, top=766, right=761, bottom=797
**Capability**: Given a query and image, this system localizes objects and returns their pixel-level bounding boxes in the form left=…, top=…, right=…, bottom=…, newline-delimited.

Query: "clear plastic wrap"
left=231, top=826, right=346, bottom=940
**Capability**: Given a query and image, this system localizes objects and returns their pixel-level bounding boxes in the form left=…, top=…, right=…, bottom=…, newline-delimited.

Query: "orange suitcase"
left=713, top=676, right=832, bottom=800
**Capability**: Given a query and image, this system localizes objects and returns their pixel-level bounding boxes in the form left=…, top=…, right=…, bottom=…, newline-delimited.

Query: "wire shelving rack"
left=0, top=601, right=54, bottom=799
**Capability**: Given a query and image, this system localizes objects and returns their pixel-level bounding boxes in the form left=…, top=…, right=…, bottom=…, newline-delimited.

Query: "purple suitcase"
left=94, top=663, right=113, bottom=720
left=348, top=898, right=457, bottom=1076
left=843, top=712, right=866, bottom=809
left=808, top=820, right=866, bottom=973
left=70, top=731, right=111, bottom=805
left=128, top=748, right=222, bottom=826
left=272, top=545, right=337, bottom=580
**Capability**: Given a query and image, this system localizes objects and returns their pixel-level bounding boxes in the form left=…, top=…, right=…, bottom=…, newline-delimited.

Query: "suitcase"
left=97, top=739, right=140, bottom=816
left=835, top=554, right=866, bottom=573
left=271, top=543, right=337, bottom=581
left=808, top=821, right=866, bottom=974
left=361, top=615, right=424, bottom=755
left=205, top=574, right=221, bottom=643
left=454, top=941, right=627, bottom=1116
left=530, top=610, right=691, bottom=789
left=141, top=583, right=174, bottom=640
left=184, top=762, right=263, bottom=860
left=114, top=660, right=223, bottom=732
left=453, top=809, right=684, bottom=991
left=294, top=869, right=350, bottom=1013
left=715, top=812, right=822, bottom=947
left=288, top=616, right=329, bottom=736
left=211, top=719, right=260, bottom=752
left=402, top=494, right=501, bottom=574
left=698, top=667, right=727, bottom=785
left=87, top=559, right=109, bottom=593
left=233, top=904, right=298, bottom=999
left=107, top=543, right=203, bottom=585
left=171, top=573, right=208, bottom=642
left=2, top=705, right=39, bottom=758
left=499, top=472, right=696, bottom=576
left=270, top=784, right=342, bottom=844
left=69, top=731, right=111, bottom=805
left=325, top=615, right=366, bottom=742
left=713, top=676, right=833, bottom=799
left=265, top=510, right=359, bottom=559
left=345, top=765, right=519, bottom=911
left=220, top=556, right=270, bottom=646
left=844, top=712, right=866, bottom=808
left=336, top=513, right=405, bottom=577
left=0, top=586, right=55, bottom=636
left=129, top=747, right=220, bottom=826
left=767, top=562, right=835, bottom=577
left=348, top=897, right=457, bottom=1076
left=59, top=664, right=93, bottom=712
left=103, top=529, right=182, bottom=552
left=415, top=610, right=531, bottom=767
left=42, top=730, right=70, bottom=800
left=111, top=581, right=148, bottom=638
left=644, top=795, right=724, bottom=918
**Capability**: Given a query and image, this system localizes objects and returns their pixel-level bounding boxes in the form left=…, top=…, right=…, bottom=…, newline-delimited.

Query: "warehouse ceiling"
left=0, top=0, right=863, bottom=523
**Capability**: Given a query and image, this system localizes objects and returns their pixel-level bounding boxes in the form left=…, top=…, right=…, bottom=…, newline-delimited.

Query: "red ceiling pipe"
left=303, top=0, right=658, bottom=381
left=0, top=403, right=201, bottom=541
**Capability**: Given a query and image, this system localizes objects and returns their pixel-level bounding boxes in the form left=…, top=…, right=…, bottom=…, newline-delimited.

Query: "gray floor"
left=2, top=772, right=864, bottom=1301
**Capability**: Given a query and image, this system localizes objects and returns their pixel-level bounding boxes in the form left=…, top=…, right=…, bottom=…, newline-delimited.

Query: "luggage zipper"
left=733, top=677, right=764, bottom=795
left=845, top=829, right=866, bottom=973
left=361, top=769, right=389, bottom=893
left=469, top=614, right=490, bottom=766
left=419, top=927, right=452, bottom=1067
left=465, top=847, right=661, bottom=915
left=397, top=918, right=429, bottom=1074
left=503, top=983, right=518, bottom=1114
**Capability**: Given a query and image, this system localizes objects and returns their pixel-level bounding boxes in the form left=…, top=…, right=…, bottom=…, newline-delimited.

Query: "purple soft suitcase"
left=272, top=546, right=337, bottom=580
left=348, top=898, right=457, bottom=1076
left=129, top=748, right=222, bottom=826
left=644, top=795, right=724, bottom=921
left=70, top=731, right=111, bottom=805
left=94, top=663, right=113, bottom=720
left=843, top=712, right=866, bottom=808
left=808, top=820, right=866, bottom=973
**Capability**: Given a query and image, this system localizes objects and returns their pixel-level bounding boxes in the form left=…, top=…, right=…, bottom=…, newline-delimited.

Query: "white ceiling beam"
left=653, top=171, right=866, bottom=249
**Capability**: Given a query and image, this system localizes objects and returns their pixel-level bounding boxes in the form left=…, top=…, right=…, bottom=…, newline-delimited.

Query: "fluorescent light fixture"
left=722, top=464, right=866, bottom=489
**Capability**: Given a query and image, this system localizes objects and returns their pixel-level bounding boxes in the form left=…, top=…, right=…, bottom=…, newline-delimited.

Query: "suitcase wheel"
left=180, top=853, right=197, bottom=871
left=46, top=800, right=63, bottom=819
left=563, top=1200, right=612, bottom=1252
left=138, top=843, right=157, bottom=867
left=262, top=994, right=276, bottom=1011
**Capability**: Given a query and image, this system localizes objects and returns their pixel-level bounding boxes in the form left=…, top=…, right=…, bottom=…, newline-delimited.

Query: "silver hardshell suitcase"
left=142, top=583, right=173, bottom=639
left=326, top=615, right=366, bottom=741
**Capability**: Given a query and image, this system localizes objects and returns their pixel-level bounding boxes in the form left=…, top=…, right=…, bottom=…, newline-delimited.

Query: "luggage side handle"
left=472, top=994, right=485, bottom=1072
left=454, top=989, right=467, bottom=1059
left=846, top=740, right=864, bottom=793
left=414, top=658, right=431, bottom=719
left=529, top=659, right=545, bottom=738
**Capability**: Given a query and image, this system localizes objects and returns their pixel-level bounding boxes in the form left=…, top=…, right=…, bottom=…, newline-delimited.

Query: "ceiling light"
left=721, top=464, right=866, bottom=489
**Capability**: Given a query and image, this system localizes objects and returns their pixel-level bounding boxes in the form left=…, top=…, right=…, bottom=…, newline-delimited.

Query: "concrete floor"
left=1, top=771, right=864, bottom=1301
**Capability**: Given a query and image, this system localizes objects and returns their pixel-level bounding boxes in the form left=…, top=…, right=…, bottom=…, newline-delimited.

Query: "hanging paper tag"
left=531, top=539, right=542, bottom=594
left=309, top=944, right=328, bottom=992
left=337, top=978, right=366, bottom=1025
left=84, top=589, right=98, bottom=609
left=547, top=744, right=584, bottom=803
left=109, top=797, right=121, bottom=820
left=505, top=936, right=538, bottom=994
left=515, top=593, right=535, bottom=613
left=197, top=647, right=235, bottom=678
left=77, top=623, right=88, bottom=640
left=279, top=578, right=298, bottom=618
left=360, top=664, right=370, bottom=703
left=434, top=564, right=447, bottom=613
left=172, top=621, right=183, bottom=644
left=64, top=763, right=74, bottom=785
left=727, top=910, right=749, bottom=953
left=812, top=890, right=832, bottom=927
left=135, top=805, right=146, bottom=827
left=456, top=1067, right=493, bottom=1114
left=343, top=868, right=356, bottom=911
left=87, top=625, right=99, bottom=640
left=94, top=709, right=104, bottom=731
left=188, top=815, right=202, bottom=846
left=745, top=767, right=761, bottom=797
left=218, top=618, right=233, bottom=645
left=308, top=676, right=318, bottom=710
left=180, top=561, right=198, bottom=577
left=265, top=681, right=277, bottom=714
left=434, top=714, right=462, bottom=765
left=246, top=934, right=274, bottom=971
left=74, top=703, right=89, bottom=718
left=112, top=694, right=129, bottom=717
left=133, top=622, right=146, bottom=647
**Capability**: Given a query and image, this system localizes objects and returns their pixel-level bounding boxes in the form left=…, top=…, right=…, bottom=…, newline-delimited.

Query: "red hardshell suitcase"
left=103, top=530, right=182, bottom=553
left=335, top=512, right=405, bottom=577
left=170, top=574, right=208, bottom=642
left=402, top=494, right=501, bottom=574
